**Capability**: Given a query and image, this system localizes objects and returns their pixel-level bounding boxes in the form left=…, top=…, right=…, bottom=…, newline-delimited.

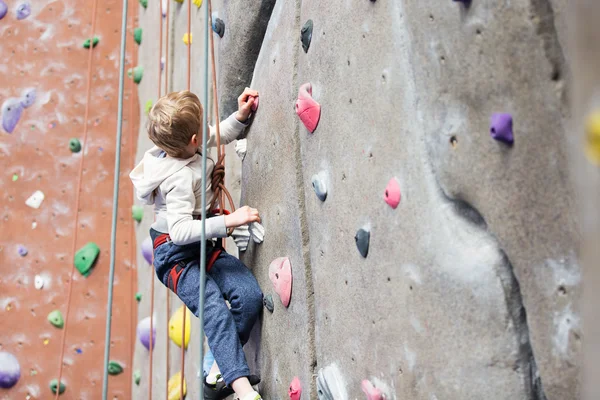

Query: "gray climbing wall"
left=214, top=0, right=581, bottom=399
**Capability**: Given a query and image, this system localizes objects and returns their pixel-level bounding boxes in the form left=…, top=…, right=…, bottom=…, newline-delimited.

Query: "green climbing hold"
left=108, top=361, right=124, bottom=375
left=139, top=0, right=148, bottom=8
left=69, top=138, right=81, bottom=153
left=74, top=242, right=100, bottom=277
left=134, top=370, right=141, bottom=385
left=50, top=379, right=66, bottom=395
left=128, top=66, right=144, bottom=84
left=135, top=292, right=142, bottom=302
left=12, top=174, right=18, bottom=182
left=134, top=28, right=142, bottom=45
left=132, top=205, right=144, bottom=222
left=47, top=310, right=64, bottom=329
left=83, top=36, right=100, bottom=49
left=144, top=99, right=153, bottom=115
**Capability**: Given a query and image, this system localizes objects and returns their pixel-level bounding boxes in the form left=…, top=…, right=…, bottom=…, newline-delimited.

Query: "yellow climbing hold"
left=168, top=305, right=191, bottom=348
left=43, top=338, right=50, bottom=346
left=183, top=33, right=192, bottom=45
left=585, top=111, right=600, bottom=165
left=193, top=0, right=202, bottom=7
left=167, top=371, right=187, bottom=400
left=174, top=0, right=184, bottom=3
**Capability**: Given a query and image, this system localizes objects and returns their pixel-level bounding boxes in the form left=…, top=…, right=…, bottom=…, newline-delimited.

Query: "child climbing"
left=130, top=89, right=264, bottom=400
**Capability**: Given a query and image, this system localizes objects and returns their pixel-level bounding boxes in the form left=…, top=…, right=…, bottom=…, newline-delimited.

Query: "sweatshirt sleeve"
left=206, top=112, right=248, bottom=148
left=163, top=168, right=228, bottom=245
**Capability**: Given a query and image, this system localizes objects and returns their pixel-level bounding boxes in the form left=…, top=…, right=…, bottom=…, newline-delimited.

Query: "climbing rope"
left=101, top=0, right=129, bottom=398
left=53, top=0, right=100, bottom=398
left=164, top=0, right=172, bottom=398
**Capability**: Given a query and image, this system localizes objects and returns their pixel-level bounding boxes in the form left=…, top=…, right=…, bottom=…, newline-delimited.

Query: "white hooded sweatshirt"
left=130, top=113, right=248, bottom=245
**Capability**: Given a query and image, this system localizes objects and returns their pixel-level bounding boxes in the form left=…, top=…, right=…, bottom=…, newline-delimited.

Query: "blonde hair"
left=147, top=90, right=204, bottom=157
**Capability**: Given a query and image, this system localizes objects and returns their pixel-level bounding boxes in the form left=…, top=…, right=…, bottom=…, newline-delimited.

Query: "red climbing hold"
left=249, top=95, right=259, bottom=112
left=268, top=257, right=292, bottom=307
left=288, top=376, right=302, bottom=400
left=384, top=178, right=401, bottom=209
left=295, top=83, right=321, bottom=133
left=361, top=380, right=383, bottom=400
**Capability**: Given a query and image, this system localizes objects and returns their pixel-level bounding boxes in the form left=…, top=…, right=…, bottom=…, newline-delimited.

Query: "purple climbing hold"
left=490, top=113, right=514, bottom=145
left=17, top=245, right=28, bottom=257
left=15, top=2, right=31, bottom=20
left=0, top=1, right=8, bottom=20
left=142, top=236, right=153, bottom=265
left=20, top=87, right=36, bottom=108
left=0, top=352, right=21, bottom=389
left=2, top=98, right=23, bottom=134
left=137, top=316, right=156, bottom=351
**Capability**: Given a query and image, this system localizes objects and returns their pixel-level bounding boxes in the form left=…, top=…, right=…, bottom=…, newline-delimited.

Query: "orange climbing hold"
left=295, top=83, right=321, bottom=133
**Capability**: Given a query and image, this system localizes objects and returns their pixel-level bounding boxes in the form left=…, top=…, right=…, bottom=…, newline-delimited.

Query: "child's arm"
left=206, top=88, right=258, bottom=147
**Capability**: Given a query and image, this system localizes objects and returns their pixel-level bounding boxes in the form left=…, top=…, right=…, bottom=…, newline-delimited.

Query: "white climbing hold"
left=232, top=225, right=250, bottom=252
left=317, top=363, right=348, bottom=400
left=25, top=190, right=45, bottom=209
left=235, top=139, right=247, bottom=160
left=34, top=275, right=44, bottom=290
left=249, top=222, right=265, bottom=244
left=161, top=0, right=167, bottom=16
left=31, top=221, right=37, bottom=229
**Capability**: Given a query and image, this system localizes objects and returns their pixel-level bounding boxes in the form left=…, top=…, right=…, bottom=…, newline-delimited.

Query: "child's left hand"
left=235, top=87, right=259, bottom=122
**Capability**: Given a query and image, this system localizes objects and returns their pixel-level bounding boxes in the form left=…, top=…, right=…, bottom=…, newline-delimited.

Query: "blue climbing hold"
left=2, top=98, right=23, bottom=134
left=490, top=113, right=514, bottom=145
left=15, top=2, right=31, bottom=20
left=0, top=1, right=8, bottom=20
left=0, top=352, right=20, bottom=389
left=212, top=17, right=225, bottom=38
left=20, top=87, right=36, bottom=108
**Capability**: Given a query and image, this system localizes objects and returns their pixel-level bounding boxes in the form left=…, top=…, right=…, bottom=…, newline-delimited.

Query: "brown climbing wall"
left=0, top=0, right=140, bottom=398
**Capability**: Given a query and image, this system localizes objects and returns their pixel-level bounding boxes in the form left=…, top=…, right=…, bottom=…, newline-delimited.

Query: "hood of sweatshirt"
left=130, top=146, right=199, bottom=205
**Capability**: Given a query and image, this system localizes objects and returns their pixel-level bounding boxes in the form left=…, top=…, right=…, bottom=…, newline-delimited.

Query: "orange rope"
left=54, top=0, right=100, bottom=398
left=164, top=0, right=171, bottom=397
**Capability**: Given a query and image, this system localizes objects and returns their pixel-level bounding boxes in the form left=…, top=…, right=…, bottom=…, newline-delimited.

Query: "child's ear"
left=190, top=134, right=198, bottom=146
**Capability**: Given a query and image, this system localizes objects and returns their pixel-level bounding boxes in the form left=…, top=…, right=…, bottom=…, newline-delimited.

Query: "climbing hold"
left=69, top=138, right=82, bottom=153
left=384, top=178, right=401, bottom=209
left=311, top=172, right=327, bottom=201
left=74, top=242, right=100, bottom=277
left=12, top=174, right=18, bottom=181
left=174, top=0, right=184, bottom=3
left=0, top=1, right=7, bottom=20
left=268, top=257, right=293, bottom=307
left=167, top=371, right=187, bottom=400
left=585, top=111, right=600, bottom=165
left=2, top=98, right=24, bottom=133
left=15, top=2, right=31, bottom=20
left=142, top=236, right=153, bottom=265
left=235, top=139, right=247, bottom=160
left=25, top=190, right=45, bottom=209
left=296, top=83, right=321, bottom=133
left=75, top=348, right=82, bottom=354
left=135, top=292, right=142, bottom=302
left=0, top=352, right=20, bottom=389
left=212, top=18, right=225, bottom=38
left=248, top=95, right=259, bottom=112
left=161, top=57, right=165, bottom=71
left=263, top=294, right=274, bottom=313
left=137, top=316, right=156, bottom=351
left=128, top=66, right=144, bottom=84
left=82, top=36, right=100, bottom=49
left=161, top=0, right=167, bottom=16
left=183, top=32, right=192, bottom=45
left=20, top=87, right=36, bottom=108
left=301, top=19, right=313, bottom=53
left=289, top=377, right=302, bottom=400
left=192, top=0, right=202, bottom=7
left=133, top=370, right=141, bottom=385
left=139, top=0, right=147, bottom=8
left=490, top=113, right=514, bottom=145
left=232, top=224, right=250, bottom=252
left=107, top=361, right=123, bottom=375
left=317, top=364, right=347, bottom=400
left=134, top=28, right=142, bottom=45
left=355, top=228, right=370, bottom=258
left=49, top=379, right=66, bottom=394
left=168, top=305, right=191, bottom=348
left=17, top=245, right=28, bottom=257
left=47, top=310, right=64, bottom=329
left=249, top=221, right=265, bottom=244
left=361, top=380, right=384, bottom=400
left=144, top=99, right=153, bottom=115
left=34, top=275, right=44, bottom=289
left=132, top=205, right=144, bottom=222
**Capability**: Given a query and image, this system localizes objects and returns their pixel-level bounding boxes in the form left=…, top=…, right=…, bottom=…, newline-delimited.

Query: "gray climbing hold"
left=17, top=245, right=28, bottom=257
left=212, top=18, right=225, bottom=38
left=20, top=88, right=36, bottom=108
left=16, top=2, right=30, bottom=20
left=355, top=228, right=370, bottom=258
left=263, top=295, right=274, bottom=313
left=311, top=172, right=327, bottom=201
left=69, top=138, right=81, bottom=153
left=301, top=19, right=313, bottom=53
left=0, top=1, right=7, bottom=20
left=317, top=364, right=347, bottom=400
left=48, top=310, right=64, bottom=328
left=50, top=379, right=66, bottom=395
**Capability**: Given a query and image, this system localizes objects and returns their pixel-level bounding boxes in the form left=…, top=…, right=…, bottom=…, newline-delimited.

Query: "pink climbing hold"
left=361, top=380, right=384, bottom=400
left=295, top=83, right=321, bottom=133
left=249, top=95, right=259, bottom=112
left=384, top=178, right=401, bottom=209
left=142, top=236, right=153, bottom=265
left=288, top=376, right=302, bottom=400
left=268, top=257, right=292, bottom=307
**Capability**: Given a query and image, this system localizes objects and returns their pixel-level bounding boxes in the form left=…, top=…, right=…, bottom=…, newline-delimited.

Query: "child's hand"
left=235, top=87, right=259, bottom=122
left=224, top=205, right=261, bottom=228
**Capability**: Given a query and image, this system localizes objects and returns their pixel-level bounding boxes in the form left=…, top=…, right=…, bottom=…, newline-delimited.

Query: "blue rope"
left=102, top=0, right=128, bottom=398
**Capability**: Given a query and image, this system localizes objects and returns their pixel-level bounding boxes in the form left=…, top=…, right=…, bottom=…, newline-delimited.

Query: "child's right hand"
left=224, top=205, right=261, bottom=228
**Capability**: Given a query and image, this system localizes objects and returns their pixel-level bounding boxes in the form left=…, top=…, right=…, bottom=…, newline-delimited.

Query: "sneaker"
left=203, top=375, right=261, bottom=400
